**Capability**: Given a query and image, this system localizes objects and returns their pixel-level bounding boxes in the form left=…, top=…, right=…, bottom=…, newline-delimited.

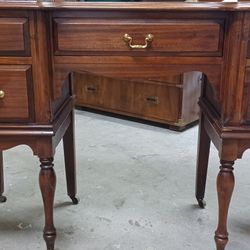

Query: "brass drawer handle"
left=145, top=96, right=159, bottom=105
left=0, top=90, right=5, bottom=99
left=123, top=33, right=154, bottom=49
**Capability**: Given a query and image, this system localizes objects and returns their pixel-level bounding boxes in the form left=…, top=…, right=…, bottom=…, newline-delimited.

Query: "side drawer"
left=54, top=18, right=223, bottom=56
left=133, top=80, right=180, bottom=122
left=74, top=73, right=135, bottom=111
left=0, top=65, right=34, bottom=122
left=0, top=18, right=30, bottom=56
left=75, top=73, right=103, bottom=107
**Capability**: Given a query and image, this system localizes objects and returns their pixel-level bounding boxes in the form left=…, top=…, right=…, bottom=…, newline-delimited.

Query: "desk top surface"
left=0, top=1, right=250, bottom=11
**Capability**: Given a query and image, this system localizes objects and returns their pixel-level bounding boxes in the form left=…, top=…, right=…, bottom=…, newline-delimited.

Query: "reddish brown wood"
left=0, top=9, right=78, bottom=250
left=0, top=17, right=30, bottom=56
left=220, top=12, right=250, bottom=126
left=0, top=151, right=2, bottom=194
left=39, top=158, right=56, bottom=250
left=196, top=111, right=211, bottom=208
left=74, top=72, right=201, bottom=129
left=0, top=151, right=6, bottom=203
left=215, top=160, right=235, bottom=250
left=63, top=111, right=79, bottom=204
left=0, top=65, right=33, bottom=122
left=0, top=3, right=250, bottom=250
left=54, top=18, right=223, bottom=56
left=0, top=1, right=245, bottom=11
left=29, top=11, right=54, bottom=123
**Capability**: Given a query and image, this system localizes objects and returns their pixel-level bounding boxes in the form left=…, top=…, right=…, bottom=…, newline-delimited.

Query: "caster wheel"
left=0, top=195, right=7, bottom=203
left=70, top=196, right=79, bottom=205
left=198, top=199, right=206, bottom=209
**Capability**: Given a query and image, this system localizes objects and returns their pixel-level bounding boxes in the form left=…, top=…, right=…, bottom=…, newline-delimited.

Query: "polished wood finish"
left=63, top=111, right=78, bottom=204
left=74, top=72, right=201, bottom=129
left=0, top=17, right=30, bottom=56
left=214, top=160, right=235, bottom=250
left=242, top=67, right=250, bottom=123
left=54, top=18, right=222, bottom=55
left=195, top=112, right=211, bottom=208
left=0, top=2, right=250, bottom=250
left=0, top=151, right=5, bottom=203
left=0, top=6, right=78, bottom=250
left=39, top=158, right=57, bottom=250
left=0, top=65, right=33, bottom=121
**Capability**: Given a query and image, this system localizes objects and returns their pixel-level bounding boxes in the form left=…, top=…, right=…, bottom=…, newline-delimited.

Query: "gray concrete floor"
left=1, top=110, right=250, bottom=250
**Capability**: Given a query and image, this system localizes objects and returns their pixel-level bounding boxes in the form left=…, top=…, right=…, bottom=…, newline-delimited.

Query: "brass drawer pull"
left=145, top=96, right=159, bottom=104
left=0, top=90, right=5, bottom=99
left=123, top=33, right=154, bottom=49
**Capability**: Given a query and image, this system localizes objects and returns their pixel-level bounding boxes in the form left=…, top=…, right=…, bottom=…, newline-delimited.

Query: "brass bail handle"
left=123, top=33, right=154, bottom=49
left=0, top=90, right=5, bottom=99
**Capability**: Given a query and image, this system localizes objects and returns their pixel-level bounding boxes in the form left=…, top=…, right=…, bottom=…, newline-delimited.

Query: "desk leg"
left=196, top=113, right=210, bottom=208
left=63, top=111, right=79, bottom=204
left=0, top=151, right=6, bottom=203
left=39, top=157, right=56, bottom=250
left=214, top=160, right=235, bottom=250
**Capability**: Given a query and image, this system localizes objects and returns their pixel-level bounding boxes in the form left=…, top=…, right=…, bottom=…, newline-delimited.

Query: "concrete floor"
left=1, top=110, right=250, bottom=250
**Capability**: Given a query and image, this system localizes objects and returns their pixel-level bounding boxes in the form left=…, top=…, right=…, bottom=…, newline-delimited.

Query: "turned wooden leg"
left=214, top=160, right=235, bottom=250
left=63, top=112, right=79, bottom=204
left=39, top=158, right=56, bottom=250
left=195, top=113, right=211, bottom=208
left=0, top=151, right=6, bottom=203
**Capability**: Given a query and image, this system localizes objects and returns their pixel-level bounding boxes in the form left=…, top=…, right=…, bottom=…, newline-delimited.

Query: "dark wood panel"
left=242, top=67, right=250, bottom=123
left=54, top=18, right=223, bottom=56
left=74, top=72, right=201, bottom=126
left=0, top=6, right=247, bottom=250
left=74, top=73, right=136, bottom=112
left=181, top=72, right=202, bottom=124
left=0, top=18, right=30, bottom=56
left=0, top=65, right=33, bottom=121
left=133, top=79, right=180, bottom=122
left=247, top=19, right=250, bottom=58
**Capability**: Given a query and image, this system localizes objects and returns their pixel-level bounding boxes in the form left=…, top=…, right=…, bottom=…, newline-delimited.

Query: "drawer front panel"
left=0, top=65, right=33, bottom=121
left=74, top=73, right=180, bottom=123
left=134, top=81, right=180, bottom=122
left=0, top=18, right=30, bottom=56
left=74, top=73, right=134, bottom=111
left=54, top=18, right=223, bottom=56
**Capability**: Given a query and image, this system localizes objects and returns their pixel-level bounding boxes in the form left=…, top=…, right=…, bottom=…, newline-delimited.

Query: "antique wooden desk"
left=0, top=1, right=250, bottom=249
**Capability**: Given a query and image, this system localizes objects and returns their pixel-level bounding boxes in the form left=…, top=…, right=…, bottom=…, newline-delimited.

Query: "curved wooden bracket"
left=0, top=136, right=54, bottom=159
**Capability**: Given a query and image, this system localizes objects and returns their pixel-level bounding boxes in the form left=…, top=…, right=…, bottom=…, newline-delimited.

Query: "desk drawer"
left=0, top=65, right=33, bottom=121
left=0, top=18, right=30, bottom=56
left=54, top=18, right=223, bottom=56
left=74, top=73, right=131, bottom=111
left=133, top=80, right=180, bottom=122
left=74, top=73, right=180, bottom=123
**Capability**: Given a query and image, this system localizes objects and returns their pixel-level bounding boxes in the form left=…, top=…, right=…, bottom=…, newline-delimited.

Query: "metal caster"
left=198, top=199, right=206, bottom=209
left=70, top=195, right=79, bottom=205
left=0, top=195, right=7, bottom=203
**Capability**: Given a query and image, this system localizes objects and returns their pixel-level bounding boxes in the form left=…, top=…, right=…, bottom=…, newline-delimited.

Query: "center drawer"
left=53, top=18, right=224, bottom=56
